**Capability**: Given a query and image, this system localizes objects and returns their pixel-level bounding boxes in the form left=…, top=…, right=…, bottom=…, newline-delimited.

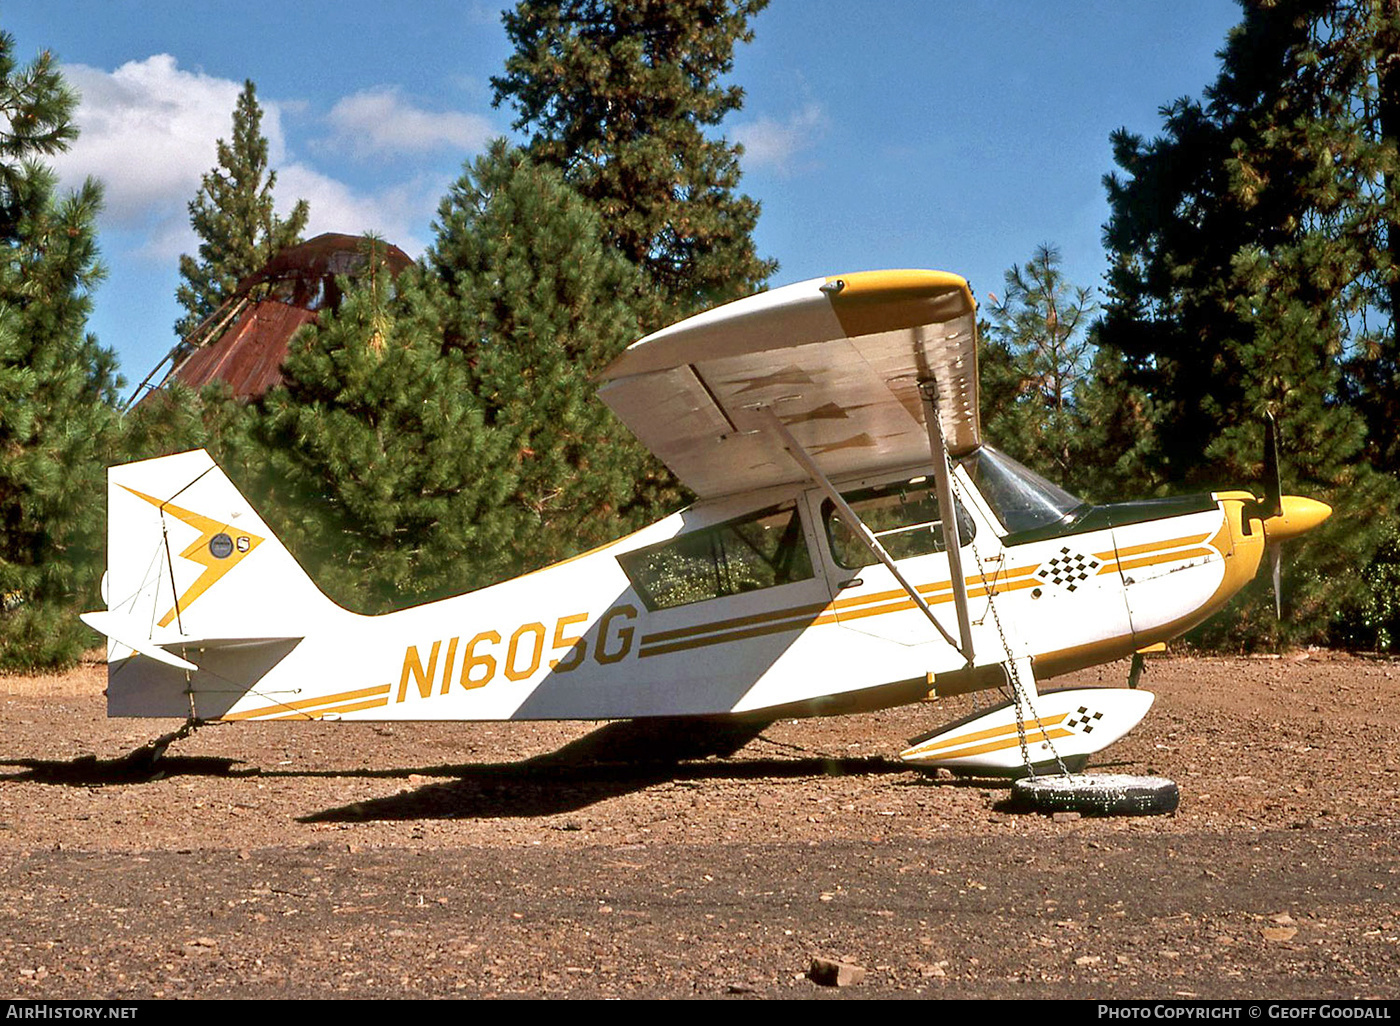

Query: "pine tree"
left=1265, top=0, right=1400, bottom=475
left=1096, top=0, right=1400, bottom=646
left=240, top=244, right=511, bottom=613
left=492, top=0, right=776, bottom=316
left=174, top=80, right=308, bottom=339
left=981, top=245, right=1099, bottom=493
left=0, top=33, right=121, bottom=668
left=428, top=141, right=680, bottom=581
left=236, top=143, right=679, bottom=614
left=119, top=378, right=246, bottom=464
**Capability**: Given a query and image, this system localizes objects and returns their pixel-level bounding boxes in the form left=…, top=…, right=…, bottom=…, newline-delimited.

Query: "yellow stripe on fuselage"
left=637, top=565, right=1041, bottom=657
left=265, top=696, right=392, bottom=721
left=220, top=683, right=391, bottom=722
left=638, top=516, right=1228, bottom=664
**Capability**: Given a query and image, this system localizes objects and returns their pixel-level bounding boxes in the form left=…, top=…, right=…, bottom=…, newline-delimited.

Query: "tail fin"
left=83, top=449, right=344, bottom=672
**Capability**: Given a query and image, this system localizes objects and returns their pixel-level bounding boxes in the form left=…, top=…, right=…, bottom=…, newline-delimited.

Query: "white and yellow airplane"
left=82, top=270, right=1330, bottom=776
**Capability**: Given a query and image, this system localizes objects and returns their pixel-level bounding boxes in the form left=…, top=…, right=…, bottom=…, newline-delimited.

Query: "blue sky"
left=8, top=1, right=1244, bottom=393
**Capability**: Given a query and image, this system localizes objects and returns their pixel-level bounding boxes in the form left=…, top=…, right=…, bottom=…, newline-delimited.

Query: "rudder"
left=85, top=449, right=344, bottom=675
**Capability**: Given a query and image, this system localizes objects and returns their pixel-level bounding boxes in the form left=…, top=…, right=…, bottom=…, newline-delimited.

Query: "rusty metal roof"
left=130, top=233, right=413, bottom=408
left=230, top=232, right=413, bottom=308
left=169, top=301, right=319, bottom=400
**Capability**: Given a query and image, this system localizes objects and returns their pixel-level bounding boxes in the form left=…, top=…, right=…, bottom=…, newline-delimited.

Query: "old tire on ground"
left=1010, top=773, right=1179, bottom=817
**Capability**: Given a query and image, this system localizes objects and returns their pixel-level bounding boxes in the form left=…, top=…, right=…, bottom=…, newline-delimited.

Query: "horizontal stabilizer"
left=80, top=611, right=198, bottom=671
left=81, top=610, right=303, bottom=673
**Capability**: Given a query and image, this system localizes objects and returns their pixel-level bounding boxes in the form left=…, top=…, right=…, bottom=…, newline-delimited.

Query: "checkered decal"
left=1065, top=705, right=1104, bottom=733
left=1036, top=547, right=1101, bottom=592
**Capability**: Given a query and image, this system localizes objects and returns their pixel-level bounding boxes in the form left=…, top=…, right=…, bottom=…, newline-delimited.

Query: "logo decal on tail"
left=120, top=485, right=264, bottom=627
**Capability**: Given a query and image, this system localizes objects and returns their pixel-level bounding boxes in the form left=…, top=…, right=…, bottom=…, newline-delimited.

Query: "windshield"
left=957, top=446, right=1089, bottom=534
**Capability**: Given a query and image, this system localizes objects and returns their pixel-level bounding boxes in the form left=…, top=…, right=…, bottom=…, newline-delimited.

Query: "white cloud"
left=46, top=54, right=457, bottom=264
left=54, top=56, right=248, bottom=229
left=733, top=103, right=828, bottom=175
left=51, top=55, right=302, bottom=259
left=277, top=162, right=441, bottom=257
left=323, top=86, right=494, bottom=159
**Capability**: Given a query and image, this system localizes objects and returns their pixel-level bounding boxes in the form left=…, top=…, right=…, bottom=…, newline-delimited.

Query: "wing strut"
left=755, top=405, right=967, bottom=660
left=919, top=379, right=976, bottom=663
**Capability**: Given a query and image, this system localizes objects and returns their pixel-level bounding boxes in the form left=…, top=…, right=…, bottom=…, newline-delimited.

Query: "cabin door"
left=806, top=475, right=979, bottom=648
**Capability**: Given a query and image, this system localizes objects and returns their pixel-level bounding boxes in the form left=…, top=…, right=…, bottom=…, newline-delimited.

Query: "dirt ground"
left=1, top=650, right=1397, bottom=999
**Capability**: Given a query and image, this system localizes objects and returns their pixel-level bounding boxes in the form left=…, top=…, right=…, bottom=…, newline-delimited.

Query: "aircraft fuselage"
left=108, top=454, right=1275, bottom=724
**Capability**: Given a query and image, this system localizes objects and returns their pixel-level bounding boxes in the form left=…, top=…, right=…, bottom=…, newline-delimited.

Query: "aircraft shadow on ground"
left=0, top=719, right=1004, bottom=819
left=0, top=753, right=245, bottom=785
left=298, top=718, right=912, bottom=822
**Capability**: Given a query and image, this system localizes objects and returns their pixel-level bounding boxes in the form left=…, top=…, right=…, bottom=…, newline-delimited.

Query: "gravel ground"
left=1, top=650, right=1397, bottom=998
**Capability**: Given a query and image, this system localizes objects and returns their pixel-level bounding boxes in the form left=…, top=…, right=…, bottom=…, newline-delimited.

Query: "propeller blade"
left=1243, top=412, right=1285, bottom=533
left=1268, top=541, right=1282, bottom=619
left=1261, top=413, right=1283, bottom=519
left=1264, top=414, right=1282, bottom=617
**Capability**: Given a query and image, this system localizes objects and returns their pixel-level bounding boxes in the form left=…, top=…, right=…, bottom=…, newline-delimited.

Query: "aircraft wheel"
left=1010, top=773, right=1179, bottom=817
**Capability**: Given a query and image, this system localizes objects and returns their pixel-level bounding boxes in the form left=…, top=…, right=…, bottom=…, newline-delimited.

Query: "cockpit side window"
left=618, top=504, right=814, bottom=611
left=822, top=477, right=976, bottom=570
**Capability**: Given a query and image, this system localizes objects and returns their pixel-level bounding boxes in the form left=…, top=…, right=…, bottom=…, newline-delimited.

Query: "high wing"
left=597, top=270, right=980, bottom=499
